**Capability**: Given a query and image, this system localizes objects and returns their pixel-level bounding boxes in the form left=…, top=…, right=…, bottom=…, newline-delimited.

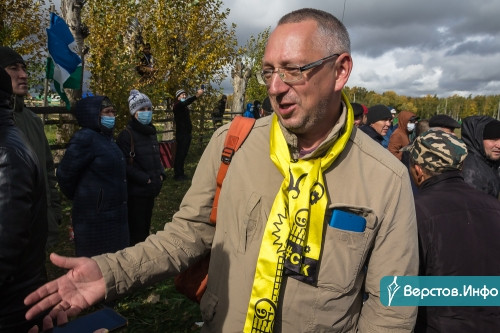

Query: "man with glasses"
left=25, top=8, right=417, bottom=332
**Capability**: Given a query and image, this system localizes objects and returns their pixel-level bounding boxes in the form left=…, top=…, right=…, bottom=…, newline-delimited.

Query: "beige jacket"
left=94, top=105, right=418, bottom=332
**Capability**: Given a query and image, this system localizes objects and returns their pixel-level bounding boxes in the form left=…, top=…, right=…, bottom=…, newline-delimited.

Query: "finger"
left=56, top=310, right=69, bottom=326
left=93, top=329, right=109, bottom=333
left=24, top=280, right=61, bottom=306
left=42, top=315, right=54, bottom=331
left=27, top=325, right=39, bottom=333
left=50, top=253, right=82, bottom=270
left=25, top=293, right=62, bottom=320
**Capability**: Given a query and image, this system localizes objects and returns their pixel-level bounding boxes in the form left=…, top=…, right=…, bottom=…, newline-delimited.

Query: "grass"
left=46, top=148, right=205, bottom=333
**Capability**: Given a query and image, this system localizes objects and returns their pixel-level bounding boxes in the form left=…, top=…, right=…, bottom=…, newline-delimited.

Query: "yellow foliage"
left=82, top=0, right=238, bottom=128
left=0, top=0, right=52, bottom=83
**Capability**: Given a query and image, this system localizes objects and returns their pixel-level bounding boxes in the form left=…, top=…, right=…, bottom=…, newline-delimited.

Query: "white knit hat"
left=128, top=89, right=152, bottom=115
left=175, top=89, right=186, bottom=99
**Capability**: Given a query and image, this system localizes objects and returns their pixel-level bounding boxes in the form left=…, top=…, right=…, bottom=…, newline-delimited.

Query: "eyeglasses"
left=257, top=53, right=340, bottom=86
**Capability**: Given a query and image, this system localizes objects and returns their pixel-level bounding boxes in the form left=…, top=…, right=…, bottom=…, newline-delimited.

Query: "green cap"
left=409, top=129, right=468, bottom=172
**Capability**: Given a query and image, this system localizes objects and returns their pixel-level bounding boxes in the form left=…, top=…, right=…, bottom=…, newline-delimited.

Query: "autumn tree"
left=0, top=0, right=52, bottom=89
left=243, top=28, right=270, bottom=106
left=82, top=0, right=238, bottom=130
left=229, top=28, right=269, bottom=114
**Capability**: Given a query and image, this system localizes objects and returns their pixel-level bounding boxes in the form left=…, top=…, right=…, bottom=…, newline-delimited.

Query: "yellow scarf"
left=243, top=92, right=353, bottom=332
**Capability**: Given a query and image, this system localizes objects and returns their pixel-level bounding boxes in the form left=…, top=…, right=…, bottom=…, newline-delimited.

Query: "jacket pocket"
left=317, top=205, right=377, bottom=294
left=238, top=192, right=262, bottom=254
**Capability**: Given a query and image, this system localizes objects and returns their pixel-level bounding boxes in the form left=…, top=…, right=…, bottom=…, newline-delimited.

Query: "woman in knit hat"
left=117, top=90, right=166, bottom=245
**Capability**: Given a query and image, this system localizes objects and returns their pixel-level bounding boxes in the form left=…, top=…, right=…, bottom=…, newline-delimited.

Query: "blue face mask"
left=180, top=98, right=186, bottom=102
left=101, top=116, right=115, bottom=129
left=137, top=110, right=153, bottom=125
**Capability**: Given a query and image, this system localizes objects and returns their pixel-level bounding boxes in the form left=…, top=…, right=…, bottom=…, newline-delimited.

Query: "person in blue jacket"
left=243, top=102, right=255, bottom=118
left=57, top=96, right=129, bottom=257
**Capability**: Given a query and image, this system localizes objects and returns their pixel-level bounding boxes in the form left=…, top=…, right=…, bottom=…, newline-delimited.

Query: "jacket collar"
left=279, top=100, right=348, bottom=160
left=419, top=170, right=464, bottom=191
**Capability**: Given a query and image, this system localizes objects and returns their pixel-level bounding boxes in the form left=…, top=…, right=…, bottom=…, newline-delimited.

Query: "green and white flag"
left=46, top=12, right=82, bottom=109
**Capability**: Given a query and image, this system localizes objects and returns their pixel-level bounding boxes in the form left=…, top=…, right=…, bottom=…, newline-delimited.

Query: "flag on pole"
left=46, top=12, right=82, bottom=109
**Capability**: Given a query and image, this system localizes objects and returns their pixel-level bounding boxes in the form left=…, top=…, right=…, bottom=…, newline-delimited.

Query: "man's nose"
left=267, top=72, right=289, bottom=96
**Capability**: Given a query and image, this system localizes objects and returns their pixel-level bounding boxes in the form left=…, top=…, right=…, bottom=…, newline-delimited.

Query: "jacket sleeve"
left=116, top=128, right=150, bottom=184
left=358, top=168, right=418, bottom=332
left=93, top=128, right=225, bottom=299
left=175, top=95, right=197, bottom=109
left=388, top=132, right=403, bottom=160
left=0, top=148, right=37, bottom=284
left=56, top=130, right=95, bottom=200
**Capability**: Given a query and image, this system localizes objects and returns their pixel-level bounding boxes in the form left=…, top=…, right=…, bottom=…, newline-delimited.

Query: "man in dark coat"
left=408, top=130, right=500, bottom=332
left=0, top=68, right=48, bottom=332
left=57, top=96, right=129, bottom=257
left=0, top=46, right=62, bottom=247
left=461, top=115, right=500, bottom=198
left=172, top=87, right=204, bottom=180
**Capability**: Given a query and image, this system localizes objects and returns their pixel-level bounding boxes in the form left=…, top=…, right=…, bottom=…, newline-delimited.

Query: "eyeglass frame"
left=257, top=53, right=340, bottom=86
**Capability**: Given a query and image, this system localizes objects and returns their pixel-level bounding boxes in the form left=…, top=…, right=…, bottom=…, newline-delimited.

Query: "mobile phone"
left=201, top=84, right=205, bottom=90
left=46, top=307, right=127, bottom=333
left=329, top=209, right=366, bottom=232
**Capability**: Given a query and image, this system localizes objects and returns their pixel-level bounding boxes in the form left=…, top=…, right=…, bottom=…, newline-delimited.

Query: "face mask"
left=180, top=98, right=186, bottom=102
left=407, top=123, right=416, bottom=132
left=137, top=110, right=153, bottom=125
left=101, top=116, right=115, bottom=129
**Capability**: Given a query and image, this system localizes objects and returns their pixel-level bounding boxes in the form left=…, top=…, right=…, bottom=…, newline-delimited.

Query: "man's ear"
left=334, top=53, right=353, bottom=91
left=413, top=164, right=427, bottom=186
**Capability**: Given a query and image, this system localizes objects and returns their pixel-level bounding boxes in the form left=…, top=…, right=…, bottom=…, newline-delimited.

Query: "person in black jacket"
left=57, top=96, right=129, bottom=257
left=117, top=90, right=165, bottom=245
left=359, top=104, right=392, bottom=145
left=461, top=115, right=500, bottom=198
left=212, top=94, right=226, bottom=128
left=172, top=87, right=204, bottom=180
left=0, top=68, right=48, bottom=331
left=408, top=130, right=500, bottom=332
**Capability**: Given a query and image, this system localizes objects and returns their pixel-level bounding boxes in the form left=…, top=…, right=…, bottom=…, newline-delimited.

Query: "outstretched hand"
left=24, top=253, right=106, bottom=324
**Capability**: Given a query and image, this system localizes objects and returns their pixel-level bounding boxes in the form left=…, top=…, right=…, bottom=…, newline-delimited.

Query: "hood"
left=397, top=110, right=416, bottom=134
left=75, top=96, right=107, bottom=131
left=461, top=115, right=494, bottom=160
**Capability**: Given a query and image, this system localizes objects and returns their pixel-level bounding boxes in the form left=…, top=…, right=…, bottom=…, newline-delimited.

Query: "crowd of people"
left=0, top=6, right=499, bottom=333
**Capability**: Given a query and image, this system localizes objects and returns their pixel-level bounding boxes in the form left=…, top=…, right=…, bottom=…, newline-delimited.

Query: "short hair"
left=278, top=8, right=350, bottom=55
left=416, top=119, right=430, bottom=137
left=409, top=158, right=440, bottom=178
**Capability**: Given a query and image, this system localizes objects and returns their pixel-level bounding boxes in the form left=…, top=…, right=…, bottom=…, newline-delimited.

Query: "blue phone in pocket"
left=329, top=209, right=366, bottom=232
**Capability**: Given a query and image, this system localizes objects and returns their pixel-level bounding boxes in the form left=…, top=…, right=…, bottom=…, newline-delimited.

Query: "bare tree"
left=55, top=0, right=89, bottom=147
left=231, top=60, right=252, bottom=115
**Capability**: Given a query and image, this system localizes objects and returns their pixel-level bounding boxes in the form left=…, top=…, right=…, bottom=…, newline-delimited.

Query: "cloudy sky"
left=221, top=0, right=500, bottom=97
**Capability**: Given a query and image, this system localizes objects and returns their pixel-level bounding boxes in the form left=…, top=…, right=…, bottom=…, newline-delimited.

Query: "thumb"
left=50, top=253, right=81, bottom=270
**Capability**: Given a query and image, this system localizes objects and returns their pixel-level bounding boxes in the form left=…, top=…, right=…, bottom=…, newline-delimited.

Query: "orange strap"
left=209, top=116, right=255, bottom=224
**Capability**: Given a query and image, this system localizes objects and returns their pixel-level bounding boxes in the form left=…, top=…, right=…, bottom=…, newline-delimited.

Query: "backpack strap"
left=209, top=116, right=255, bottom=224
left=125, top=127, right=135, bottom=165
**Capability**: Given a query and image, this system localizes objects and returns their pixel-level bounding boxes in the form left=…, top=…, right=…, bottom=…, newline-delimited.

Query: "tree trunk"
left=55, top=0, right=87, bottom=150
left=231, top=60, right=252, bottom=116
left=61, top=0, right=86, bottom=104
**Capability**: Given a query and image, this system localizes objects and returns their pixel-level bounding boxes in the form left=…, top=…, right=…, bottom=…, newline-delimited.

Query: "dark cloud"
left=222, top=0, right=500, bottom=97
